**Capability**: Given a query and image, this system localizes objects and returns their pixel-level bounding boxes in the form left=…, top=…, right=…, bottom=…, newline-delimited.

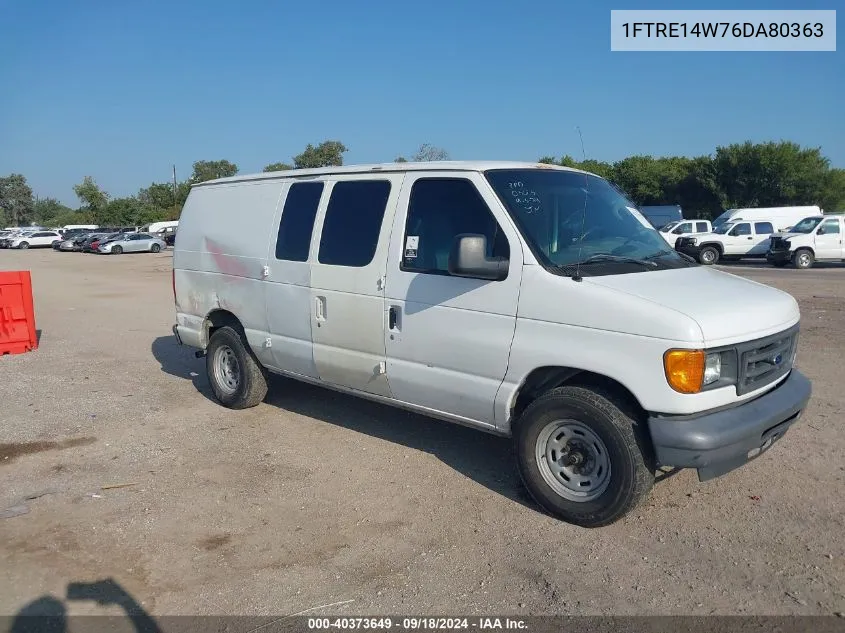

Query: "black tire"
left=18, top=241, right=29, bottom=250
left=111, top=245, right=123, bottom=255
left=515, top=385, right=654, bottom=528
left=792, top=248, right=814, bottom=269
left=150, top=243, right=161, bottom=253
left=206, top=326, right=268, bottom=409
left=698, top=246, right=719, bottom=265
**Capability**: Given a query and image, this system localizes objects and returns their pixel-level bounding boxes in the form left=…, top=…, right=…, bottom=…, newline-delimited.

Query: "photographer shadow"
left=7, top=579, right=161, bottom=633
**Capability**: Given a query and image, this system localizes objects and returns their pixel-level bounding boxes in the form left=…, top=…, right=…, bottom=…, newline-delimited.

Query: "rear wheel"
left=111, top=245, right=123, bottom=255
left=698, top=246, right=719, bottom=265
left=515, top=385, right=654, bottom=528
left=150, top=243, right=161, bottom=253
left=793, top=248, right=814, bottom=269
left=206, top=326, right=268, bottom=409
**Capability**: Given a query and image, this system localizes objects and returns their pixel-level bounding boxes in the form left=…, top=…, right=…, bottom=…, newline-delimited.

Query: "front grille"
left=736, top=325, right=798, bottom=395
left=769, top=236, right=789, bottom=252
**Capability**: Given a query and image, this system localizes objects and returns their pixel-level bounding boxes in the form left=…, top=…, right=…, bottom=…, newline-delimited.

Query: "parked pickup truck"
left=658, top=219, right=712, bottom=246
left=767, top=214, right=844, bottom=269
left=675, top=220, right=776, bottom=265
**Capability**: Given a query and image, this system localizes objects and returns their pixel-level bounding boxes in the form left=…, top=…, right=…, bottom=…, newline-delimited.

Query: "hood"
left=585, top=266, right=799, bottom=346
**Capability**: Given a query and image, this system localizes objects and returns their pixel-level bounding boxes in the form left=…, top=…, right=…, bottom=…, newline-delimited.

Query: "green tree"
left=263, top=162, right=293, bottom=172
left=820, top=168, right=845, bottom=211
left=73, top=176, right=110, bottom=224
left=293, top=141, right=348, bottom=169
left=190, top=160, right=238, bottom=184
left=714, top=141, right=830, bottom=208
left=0, top=174, right=35, bottom=226
left=138, top=181, right=190, bottom=216
left=412, top=143, right=449, bottom=162
left=33, top=197, right=74, bottom=225
left=394, top=156, right=408, bottom=163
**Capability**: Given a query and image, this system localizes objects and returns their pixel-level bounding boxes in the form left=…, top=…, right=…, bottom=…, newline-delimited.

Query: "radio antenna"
left=573, top=126, right=590, bottom=282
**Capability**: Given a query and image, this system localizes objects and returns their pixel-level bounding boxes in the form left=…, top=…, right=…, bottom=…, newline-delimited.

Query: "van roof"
left=193, top=161, right=589, bottom=188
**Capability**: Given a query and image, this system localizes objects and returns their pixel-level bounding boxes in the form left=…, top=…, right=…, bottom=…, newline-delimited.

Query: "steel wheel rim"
left=535, top=419, right=611, bottom=502
left=213, top=345, right=240, bottom=396
left=797, top=253, right=810, bottom=267
left=701, top=250, right=715, bottom=263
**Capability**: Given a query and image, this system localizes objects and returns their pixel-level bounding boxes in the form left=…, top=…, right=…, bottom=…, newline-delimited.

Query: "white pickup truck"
left=766, top=214, right=844, bottom=269
left=658, top=220, right=712, bottom=246
left=675, top=220, right=776, bottom=265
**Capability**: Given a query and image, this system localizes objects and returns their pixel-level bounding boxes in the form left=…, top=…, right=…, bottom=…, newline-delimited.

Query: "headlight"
left=703, top=353, right=721, bottom=385
left=663, top=350, right=722, bottom=393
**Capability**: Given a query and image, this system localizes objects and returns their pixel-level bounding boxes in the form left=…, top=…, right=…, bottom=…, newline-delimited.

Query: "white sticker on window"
left=405, top=235, right=419, bottom=258
left=626, top=206, right=653, bottom=228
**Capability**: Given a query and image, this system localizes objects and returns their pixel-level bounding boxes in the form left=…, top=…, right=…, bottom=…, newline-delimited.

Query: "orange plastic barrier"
left=0, top=271, right=38, bottom=355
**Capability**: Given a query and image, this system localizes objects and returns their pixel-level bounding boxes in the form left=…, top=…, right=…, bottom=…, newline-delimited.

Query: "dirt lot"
left=1, top=250, right=844, bottom=619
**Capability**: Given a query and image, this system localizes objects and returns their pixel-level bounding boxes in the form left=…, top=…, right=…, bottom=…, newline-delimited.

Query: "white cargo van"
left=172, top=161, right=812, bottom=527
left=712, top=206, right=822, bottom=232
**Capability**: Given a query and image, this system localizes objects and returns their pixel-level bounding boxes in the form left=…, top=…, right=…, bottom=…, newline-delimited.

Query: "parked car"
left=9, top=230, right=63, bottom=249
left=766, top=214, right=845, bottom=269
left=658, top=219, right=712, bottom=246
left=163, top=230, right=177, bottom=247
left=79, top=233, right=113, bottom=252
left=171, top=161, right=812, bottom=528
left=98, top=233, right=166, bottom=254
left=0, top=231, right=33, bottom=248
left=675, top=220, right=777, bottom=265
left=712, top=206, right=822, bottom=232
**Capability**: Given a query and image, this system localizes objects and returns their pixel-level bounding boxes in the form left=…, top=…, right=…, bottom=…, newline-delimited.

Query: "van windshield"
left=484, top=169, right=693, bottom=275
left=713, top=211, right=734, bottom=228
left=789, top=217, right=822, bottom=233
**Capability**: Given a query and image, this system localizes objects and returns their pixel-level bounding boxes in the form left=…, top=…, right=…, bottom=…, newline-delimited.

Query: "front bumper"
left=766, top=250, right=791, bottom=265
left=648, top=369, right=812, bottom=482
left=675, top=244, right=701, bottom=260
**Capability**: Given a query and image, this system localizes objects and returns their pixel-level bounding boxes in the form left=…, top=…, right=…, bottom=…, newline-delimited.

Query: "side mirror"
left=448, top=234, right=509, bottom=281
left=817, top=227, right=826, bottom=235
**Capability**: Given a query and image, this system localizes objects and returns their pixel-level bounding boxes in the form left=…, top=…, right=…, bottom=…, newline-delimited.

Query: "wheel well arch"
left=202, top=309, right=244, bottom=346
left=699, top=241, right=723, bottom=254
left=509, top=366, right=646, bottom=426
left=793, top=245, right=815, bottom=255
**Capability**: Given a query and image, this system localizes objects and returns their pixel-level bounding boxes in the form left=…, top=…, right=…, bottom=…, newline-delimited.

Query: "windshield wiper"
left=573, top=253, right=659, bottom=268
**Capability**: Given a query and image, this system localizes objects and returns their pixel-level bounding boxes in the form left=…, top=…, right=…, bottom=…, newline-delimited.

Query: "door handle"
left=747, top=236, right=753, bottom=240
left=388, top=306, right=399, bottom=331
left=315, top=296, right=326, bottom=322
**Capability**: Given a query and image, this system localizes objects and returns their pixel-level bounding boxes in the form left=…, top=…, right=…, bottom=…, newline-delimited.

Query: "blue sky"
left=1, top=0, right=842, bottom=206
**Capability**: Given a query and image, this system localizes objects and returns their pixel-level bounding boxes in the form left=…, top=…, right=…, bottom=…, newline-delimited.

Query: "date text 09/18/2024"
left=307, top=617, right=528, bottom=630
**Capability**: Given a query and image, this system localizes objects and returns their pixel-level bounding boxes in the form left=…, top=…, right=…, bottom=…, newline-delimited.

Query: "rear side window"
left=696, top=222, right=709, bottom=232
left=401, top=178, right=509, bottom=275
left=275, top=181, right=324, bottom=261
left=754, top=222, right=774, bottom=234
left=318, top=180, right=391, bottom=267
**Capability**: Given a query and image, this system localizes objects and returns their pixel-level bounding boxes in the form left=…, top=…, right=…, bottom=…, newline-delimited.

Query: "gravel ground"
left=0, top=250, right=843, bottom=619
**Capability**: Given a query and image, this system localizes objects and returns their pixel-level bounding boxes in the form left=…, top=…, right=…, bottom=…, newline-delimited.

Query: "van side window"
left=730, top=223, right=751, bottom=236
left=754, top=222, right=774, bottom=234
left=401, top=178, right=509, bottom=275
left=275, top=181, right=324, bottom=261
left=318, top=180, right=391, bottom=267
left=696, top=222, right=708, bottom=232
left=820, top=219, right=840, bottom=234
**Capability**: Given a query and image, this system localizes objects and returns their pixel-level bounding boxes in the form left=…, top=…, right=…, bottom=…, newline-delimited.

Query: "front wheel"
left=206, top=326, right=268, bottom=409
left=150, top=243, right=161, bottom=253
left=698, top=246, right=719, bottom=265
left=793, top=248, right=814, bottom=269
left=111, top=245, right=123, bottom=255
left=18, top=242, right=29, bottom=250
left=515, top=385, right=654, bottom=528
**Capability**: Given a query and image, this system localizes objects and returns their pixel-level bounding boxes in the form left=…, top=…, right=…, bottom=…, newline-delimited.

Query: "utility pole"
left=172, top=164, right=178, bottom=202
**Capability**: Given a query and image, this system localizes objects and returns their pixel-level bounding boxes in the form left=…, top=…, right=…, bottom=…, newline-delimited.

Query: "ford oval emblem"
left=772, top=354, right=783, bottom=365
